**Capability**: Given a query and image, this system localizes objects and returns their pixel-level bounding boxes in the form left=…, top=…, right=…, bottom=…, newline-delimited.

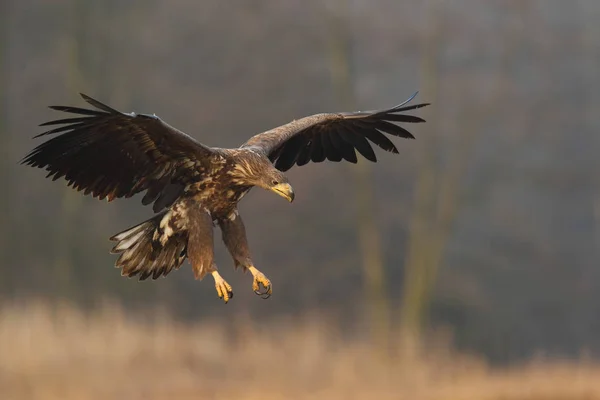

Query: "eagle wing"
left=22, top=93, right=217, bottom=213
left=241, top=93, right=429, bottom=171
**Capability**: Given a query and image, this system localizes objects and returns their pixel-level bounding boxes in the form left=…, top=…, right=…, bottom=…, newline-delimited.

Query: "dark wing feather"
left=296, top=141, right=313, bottom=166
left=22, top=93, right=216, bottom=212
left=321, top=132, right=342, bottom=162
left=344, top=127, right=377, bottom=162
left=241, top=92, right=429, bottom=171
left=330, top=130, right=357, bottom=163
left=309, top=137, right=326, bottom=163
left=363, top=127, right=399, bottom=153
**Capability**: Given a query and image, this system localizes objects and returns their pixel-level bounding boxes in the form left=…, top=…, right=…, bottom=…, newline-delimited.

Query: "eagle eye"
left=271, top=179, right=279, bottom=186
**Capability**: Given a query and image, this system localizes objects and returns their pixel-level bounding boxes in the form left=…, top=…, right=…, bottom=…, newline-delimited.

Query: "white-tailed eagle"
left=22, top=93, right=429, bottom=303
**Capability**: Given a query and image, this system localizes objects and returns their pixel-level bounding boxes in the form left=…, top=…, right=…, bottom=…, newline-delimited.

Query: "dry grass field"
left=1, top=301, right=599, bottom=400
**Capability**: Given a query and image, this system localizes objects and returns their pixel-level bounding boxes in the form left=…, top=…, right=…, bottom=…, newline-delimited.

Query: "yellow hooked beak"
left=270, top=182, right=295, bottom=202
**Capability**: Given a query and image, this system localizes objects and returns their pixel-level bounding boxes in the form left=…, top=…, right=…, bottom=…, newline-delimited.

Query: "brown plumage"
left=22, top=92, right=429, bottom=303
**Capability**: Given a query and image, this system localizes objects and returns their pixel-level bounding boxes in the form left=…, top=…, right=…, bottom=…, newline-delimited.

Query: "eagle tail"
left=109, top=212, right=187, bottom=281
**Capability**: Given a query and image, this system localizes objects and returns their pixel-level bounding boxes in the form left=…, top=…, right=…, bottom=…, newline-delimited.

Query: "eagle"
left=22, top=93, right=429, bottom=303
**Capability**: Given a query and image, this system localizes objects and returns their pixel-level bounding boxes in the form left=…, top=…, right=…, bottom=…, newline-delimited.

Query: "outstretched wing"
left=242, top=92, right=429, bottom=172
left=22, top=93, right=217, bottom=213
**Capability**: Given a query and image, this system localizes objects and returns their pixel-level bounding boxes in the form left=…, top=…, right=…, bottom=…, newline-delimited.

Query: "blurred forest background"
left=2, top=0, right=600, bottom=399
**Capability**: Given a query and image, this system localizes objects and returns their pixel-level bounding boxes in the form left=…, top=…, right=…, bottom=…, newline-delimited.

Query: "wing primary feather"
left=388, top=101, right=430, bottom=114
left=48, top=105, right=105, bottom=116
left=321, top=133, right=342, bottom=162
left=39, top=117, right=93, bottom=127
left=309, top=135, right=326, bottom=163
left=346, top=102, right=429, bottom=119
left=391, top=91, right=418, bottom=109
left=343, top=128, right=377, bottom=162
left=296, top=140, right=312, bottom=166
left=362, top=128, right=399, bottom=153
left=370, top=120, right=415, bottom=139
left=80, top=93, right=121, bottom=114
left=330, top=130, right=357, bottom=163
left=382, top=114, right=426, bottom=123
left=34, top=122, right=97, bottom=138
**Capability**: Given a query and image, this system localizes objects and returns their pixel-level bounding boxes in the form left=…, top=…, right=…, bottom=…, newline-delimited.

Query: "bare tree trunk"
left=399, top=0, right=443, bottom=347
left=325, top=0, right=390, bottom=354
left=0, top=1, right=11, bottom=295
left=578, top=3, right=600, bottom=263
left=400, top=0, right=528, bottom=347
left=54, top=0, right=90, bottom=297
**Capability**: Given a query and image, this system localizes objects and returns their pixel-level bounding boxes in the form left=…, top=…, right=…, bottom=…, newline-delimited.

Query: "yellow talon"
left=211, top=271, right=233, bottom=303
left=248, top=266, right=272, bottom=299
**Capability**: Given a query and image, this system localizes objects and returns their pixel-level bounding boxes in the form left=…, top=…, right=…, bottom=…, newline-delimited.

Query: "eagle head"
left=264, top=172, right=295, bottom=203
left=230, top=150, right=295, bottom=202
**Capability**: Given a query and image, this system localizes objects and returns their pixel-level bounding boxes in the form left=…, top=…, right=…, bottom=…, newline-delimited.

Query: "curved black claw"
left=217, top=287, right=234, bottom=304
left=250, top=267, right=272, bottom=300
left=253, top=281, right=272, bottom=299
left=213, top=273, right=234, bottom=304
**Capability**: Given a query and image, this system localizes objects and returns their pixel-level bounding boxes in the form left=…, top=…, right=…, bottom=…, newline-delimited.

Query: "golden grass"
left=1, top=300, right=599, bottom=400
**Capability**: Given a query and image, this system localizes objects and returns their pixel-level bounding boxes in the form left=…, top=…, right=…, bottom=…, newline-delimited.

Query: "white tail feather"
left=110, top=223, right=147, bottom=242
left=112, top=230, right=146, bottom=252
left=109, top=212, right=188, bottom=281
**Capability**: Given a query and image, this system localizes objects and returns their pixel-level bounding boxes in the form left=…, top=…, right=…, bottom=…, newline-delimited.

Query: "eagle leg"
left=219, top=211, right=272, bottom=299
left=187, top=204, right=233, bottom=303
left=211, top=270, right=234, bottom=303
